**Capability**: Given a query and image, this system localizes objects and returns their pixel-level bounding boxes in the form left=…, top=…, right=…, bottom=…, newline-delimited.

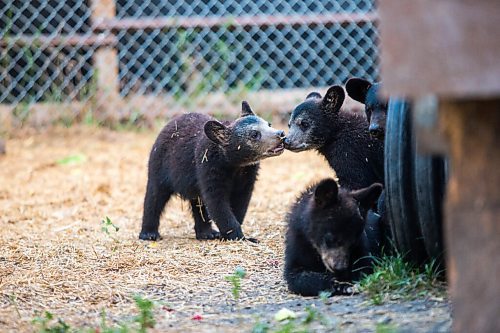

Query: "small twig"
left=91, top=244, right=100, bottom=259
left=8, top=295, right=21, bottom=319
left=171, top=121, right=180, bottom=138
left=201, top=149, right=208, bottom=163
left=196, top=196, right=206, bottom=222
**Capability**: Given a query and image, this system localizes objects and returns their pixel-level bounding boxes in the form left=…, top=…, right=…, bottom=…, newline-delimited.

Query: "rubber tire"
left=413, top=152, right=447, bottom=267
left=384, top=98, right=427, bottom=264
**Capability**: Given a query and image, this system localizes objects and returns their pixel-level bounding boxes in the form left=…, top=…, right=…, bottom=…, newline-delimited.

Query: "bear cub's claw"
left=332, top=281, right=357, bottom=295
left=243, top=237, right=259, bottom=243
left=139, top=231, right=161, bottom=241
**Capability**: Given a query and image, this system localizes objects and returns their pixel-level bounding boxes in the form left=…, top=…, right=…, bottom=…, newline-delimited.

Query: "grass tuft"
left=132, top=295, right=156, bottom=333
left=358, top=252, right=446, bottom=305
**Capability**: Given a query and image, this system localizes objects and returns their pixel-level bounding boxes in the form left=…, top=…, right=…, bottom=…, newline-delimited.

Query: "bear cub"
left=284, top=86, right=384, bottom=190
left=139, top=102, right=285, bottom=242
left=346, top=78, right=388, bottom=140
left=284, top=178, right=383, bottom=296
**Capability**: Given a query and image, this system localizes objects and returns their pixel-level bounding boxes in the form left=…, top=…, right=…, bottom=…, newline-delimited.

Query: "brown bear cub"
left=139, top=102, right=285, bottom=242
left=284, top=178, right=383, bottom=296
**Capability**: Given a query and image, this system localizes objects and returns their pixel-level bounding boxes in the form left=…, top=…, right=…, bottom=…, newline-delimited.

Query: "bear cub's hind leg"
left=139, top=180, right=172, bottom=241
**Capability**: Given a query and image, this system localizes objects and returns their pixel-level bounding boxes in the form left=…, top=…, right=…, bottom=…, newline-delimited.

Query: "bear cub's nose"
left=368, top=124, right=384, bottom=138
left=277, top=130, right=286, bottom=140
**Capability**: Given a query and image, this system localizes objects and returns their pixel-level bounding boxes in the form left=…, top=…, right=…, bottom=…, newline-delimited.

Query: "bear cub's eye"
left=268, top=122, right=272, bottom=127
left=324, top=233, right=336, bottom=247
left=298, top=119, right=310, bottom=130
left=250, top=130, right=261, bottom=140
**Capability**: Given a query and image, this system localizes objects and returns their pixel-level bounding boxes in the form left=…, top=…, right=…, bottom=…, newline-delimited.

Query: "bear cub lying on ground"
left=284, top=178, right=383, bottom=296
left=139, top=102, right=285, bottom=242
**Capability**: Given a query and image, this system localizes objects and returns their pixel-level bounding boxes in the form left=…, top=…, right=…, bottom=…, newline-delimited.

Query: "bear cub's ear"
left=345, top=78, right=372, bottom=104
left=306, top=92, right=322, bottom=100
left=241, top=101, right=255, bottom=117
left=204, top=120, right=230, bottom=146
left=322, top=85, right=345, bottom=113
left=314, top=178, right=339, bottom=208
left=351, top=183, right=383, bottom=209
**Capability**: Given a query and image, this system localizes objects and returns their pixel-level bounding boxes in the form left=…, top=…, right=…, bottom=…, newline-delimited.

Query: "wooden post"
left=89, top=0, right=120, bottom=111
left=439, top=100, right=500, bottom=332
left=378, top=2, right=500, bottom=330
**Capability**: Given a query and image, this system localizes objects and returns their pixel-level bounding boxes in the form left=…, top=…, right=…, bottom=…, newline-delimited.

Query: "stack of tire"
left=384, top=99, right=447, bottom=268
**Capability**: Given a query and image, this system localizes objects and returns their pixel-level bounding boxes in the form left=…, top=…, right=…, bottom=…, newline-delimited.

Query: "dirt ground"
left=0, top=125, right=450, bottom=332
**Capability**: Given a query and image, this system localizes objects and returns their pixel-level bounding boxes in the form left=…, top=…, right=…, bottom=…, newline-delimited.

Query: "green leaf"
left=56, top=154, right=86, bottom=165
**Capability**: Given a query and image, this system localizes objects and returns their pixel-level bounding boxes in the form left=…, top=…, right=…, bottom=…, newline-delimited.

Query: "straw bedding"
left=1, top=125, right=338, bottom=331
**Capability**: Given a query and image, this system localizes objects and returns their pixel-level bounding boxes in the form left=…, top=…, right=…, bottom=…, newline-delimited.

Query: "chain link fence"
left=0, top=0, right=378, bottom=126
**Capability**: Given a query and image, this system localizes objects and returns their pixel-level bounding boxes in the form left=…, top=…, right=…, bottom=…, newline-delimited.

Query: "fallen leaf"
left=274, top=308, right=297, bottom=321
left=192, top=314, right=203, bottom=321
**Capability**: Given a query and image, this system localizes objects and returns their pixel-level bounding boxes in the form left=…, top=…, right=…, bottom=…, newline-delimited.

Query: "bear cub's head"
left=346, top=78, right=388, bottom=139
left=306, top=179, right=383, bottom=274
left=284, top=86, right=345, bottom=152
left=204, top=101, right=286, bottom=165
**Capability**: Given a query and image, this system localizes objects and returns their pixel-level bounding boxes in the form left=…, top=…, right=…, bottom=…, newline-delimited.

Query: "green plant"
left=225, top=267, right=246, bottom=301
left=56, top=154, right=87, bottom=166
left=32, top=311, right=71, bottom=333
left=32, top=295, right=157, bottom=333
left=12, top=102, right=32, bottom=126
left=375, top=323, right=398, bottom=333
left=101, top=216, right=121, bottom=252
left=101, top=216, right=119, bottom=235
left=132, top=295, right=156, bottom=333
left=318, top=291, right=332, bottom=304
left=252, top=321, right=270, bottom=333
left=358, top=252, right=445, bottom=305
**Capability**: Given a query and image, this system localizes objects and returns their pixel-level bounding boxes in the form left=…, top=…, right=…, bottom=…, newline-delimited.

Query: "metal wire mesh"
left=0, top=0, right=378, bottom=121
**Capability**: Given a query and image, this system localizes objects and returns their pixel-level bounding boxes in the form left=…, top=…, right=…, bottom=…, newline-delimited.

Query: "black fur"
left=345, top=78, right=391, bottom=248
left=139, top=102, right=285, bottom=241
left=345, top=78, right=388, bottom=139
left=284, top=85, right=384, bottom=190
left=284, top=179, right=383, bottom=296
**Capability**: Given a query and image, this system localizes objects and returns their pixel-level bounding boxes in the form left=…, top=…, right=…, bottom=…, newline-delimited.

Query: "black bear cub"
left=284, top=178, right=383, bottom=296
left=284, top=86, right=384, bottom=190
left=345, top=78, right=388, bottom=140
left=139, top=102, right=285, bottom=242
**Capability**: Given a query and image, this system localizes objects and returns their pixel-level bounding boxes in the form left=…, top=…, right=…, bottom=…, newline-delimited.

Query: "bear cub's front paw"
left=196, top=229, right=221, bottom=240
left=220, top=226, right=246, bottom=241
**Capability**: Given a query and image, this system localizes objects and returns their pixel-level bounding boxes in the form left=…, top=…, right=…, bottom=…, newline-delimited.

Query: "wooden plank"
left=378, top=0, right=500, bottom=98
left=438, top=100, right=500, bottom=333
left=93, top=12, right=378, bottom=31
left=0, top=34, right=117, bottom=48
left=89, top=0, right=120, bottom=109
